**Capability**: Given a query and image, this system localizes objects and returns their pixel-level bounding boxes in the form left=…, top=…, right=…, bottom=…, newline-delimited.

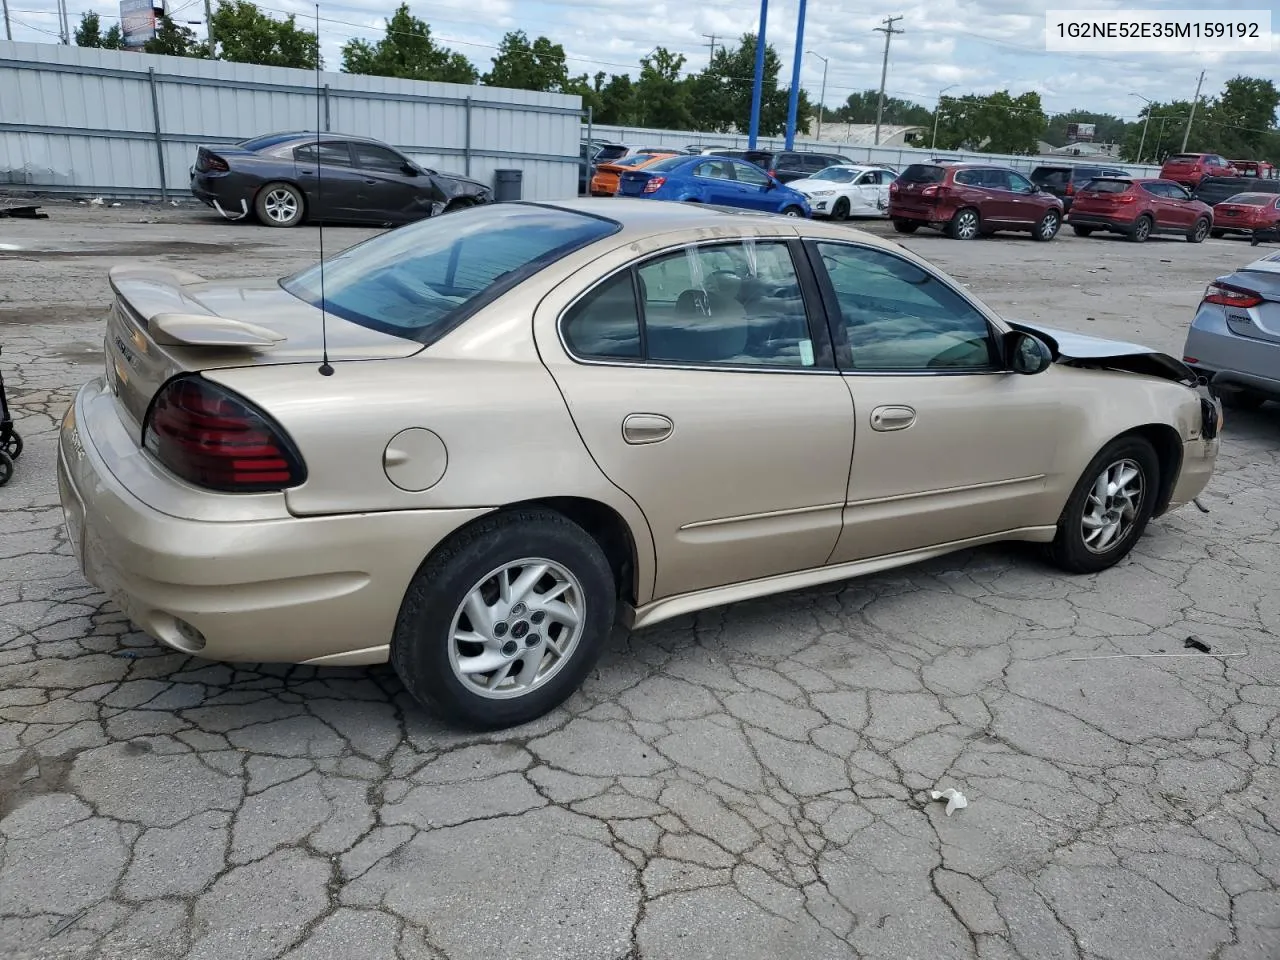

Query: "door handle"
left=364, top=179, right=377, bottom=184
left=622, top=413, right=674, bottom=445
left=870, top=405, right=916, bottom=432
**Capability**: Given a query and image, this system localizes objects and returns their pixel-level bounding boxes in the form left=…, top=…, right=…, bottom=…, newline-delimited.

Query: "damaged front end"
left=1007, top=320, right=1222, bottom=442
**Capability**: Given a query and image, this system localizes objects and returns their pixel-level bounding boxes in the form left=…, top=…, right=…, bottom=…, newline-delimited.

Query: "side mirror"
left=1008, top=332, right=1053, bottom=375
left=765, top=176, right=778, bottom=191
left=401, top=163, right=419, bottom=177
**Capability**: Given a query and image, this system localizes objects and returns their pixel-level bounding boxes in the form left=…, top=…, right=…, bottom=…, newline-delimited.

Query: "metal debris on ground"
left=0, top=200, right=48, bottom=219
left=1184, top=635, right=1211, bottom=653
left=1065, top=651, right=1247, bottom=661
left=930, top=787, right=968, bottom=816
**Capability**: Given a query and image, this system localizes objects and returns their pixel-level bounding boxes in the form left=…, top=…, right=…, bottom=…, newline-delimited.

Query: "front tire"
left=947, top=207, right=980, bottom=240
left=892, top=219, right=919, bottom=234
left=1034, top=209, right=1061, bottom=241
left=254, top=182, right=305, bottom=228
left=1187, top=217, right=1210, bottom=243
left=1048, top=436, right=1159, bottom=574
left=391, top=509, right=616, bottom=729
left=781, top=206, right=805, bottom=218
left=830, top=198, right=850, bottom=221
left=1220, top=387, right=1265, bottom=411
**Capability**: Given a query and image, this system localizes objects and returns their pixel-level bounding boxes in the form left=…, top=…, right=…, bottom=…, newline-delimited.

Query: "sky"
left=4, top=0, right=1279, bottom=122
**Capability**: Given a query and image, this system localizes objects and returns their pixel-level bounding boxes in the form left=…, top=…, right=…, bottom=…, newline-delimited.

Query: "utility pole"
left=701, top=34, right=717, bottom=67
left=205, top=0, right=216, bottom=56
left=1180, top=70, right=1205, bottom=153
left=873, top=15, right=904, bottom=146
left=2, top=0, right=12, bottom=43
left=808, top=51, right=828, bottom=141
left=58, top=0, right=70, bottom=43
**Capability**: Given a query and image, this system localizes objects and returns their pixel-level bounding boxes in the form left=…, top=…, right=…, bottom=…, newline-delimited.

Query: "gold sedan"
left=58, top=201, right=1221, bottom=728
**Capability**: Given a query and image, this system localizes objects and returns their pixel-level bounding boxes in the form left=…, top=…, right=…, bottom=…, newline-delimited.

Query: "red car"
left=1211, top=192, right=1280, bottom=239
left=888, top=162, right=1064, bottom=240
left=1158, top=152, right=1237, bottom=188
left=1229, top=160, right=1277, bottom=180
left=1066, top=177, right=1213, bottom=243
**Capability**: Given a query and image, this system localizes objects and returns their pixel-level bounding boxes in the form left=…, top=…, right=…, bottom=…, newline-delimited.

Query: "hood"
left=435, top=171, right=491, bottom=195
left=1006, top=319, right=1196, bottom=385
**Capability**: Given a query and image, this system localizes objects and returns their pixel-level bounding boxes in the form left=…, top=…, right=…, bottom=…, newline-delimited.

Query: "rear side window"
left=295, top=142, right=353, bottom=167
left=900, top=164, right=946, bottom=183
left=562, top=273, right=642, bottom=360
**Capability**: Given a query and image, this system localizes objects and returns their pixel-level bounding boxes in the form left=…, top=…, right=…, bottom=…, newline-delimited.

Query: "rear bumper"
left=1183, top=305, right=1280, bottom=399
left=1066, top=213, right=1135, bottom=233
left=58, top=378, right=489, bottom=665
left=888, top=203, right=951, bottom=224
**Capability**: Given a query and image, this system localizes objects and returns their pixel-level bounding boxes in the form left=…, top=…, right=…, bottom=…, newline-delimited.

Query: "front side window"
left=814, top=242, right=997, bottom=372
left=284, top=205, right=618, bottom=344
left=734, top=162, right=769, bottom=187
left=1008, top=171, right=1035, bottom=193
left=634, top=241, right=815, bottom=368
left=695, top=160, right=734, bottom=180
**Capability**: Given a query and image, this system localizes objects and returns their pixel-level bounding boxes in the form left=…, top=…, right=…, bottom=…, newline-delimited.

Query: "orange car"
left=590, top=152, right=677, bottom=196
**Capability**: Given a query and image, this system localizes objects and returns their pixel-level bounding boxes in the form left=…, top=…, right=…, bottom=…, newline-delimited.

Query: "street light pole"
left=931, top=84, right=956, bottom=151
left=784, top=0, right=808, bottom=150
left=748, top=0, right=769, bottom=149
left=807, top=51, right=828, bottom=142
left=1130, top=93, right=1153, bottom=165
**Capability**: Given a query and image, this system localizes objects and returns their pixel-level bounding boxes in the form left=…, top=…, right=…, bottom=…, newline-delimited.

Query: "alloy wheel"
left=1081, top=459, right=1144, bottom=554
left=447, top=558, right=586, bottom=699
left=954, top=210, right=979, bottom=239
left=1040, top=212, right=1060, bottom=239
left=263, top=188, right=299, bottom=224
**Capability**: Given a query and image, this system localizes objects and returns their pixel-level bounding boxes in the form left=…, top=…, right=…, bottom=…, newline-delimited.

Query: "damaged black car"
left=189, top=132, right=494, bottom=228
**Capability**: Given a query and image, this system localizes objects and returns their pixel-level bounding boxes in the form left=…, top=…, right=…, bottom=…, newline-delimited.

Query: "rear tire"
left=1, top=432, right=20, bottom=460
left=254, top=182, right=305, bottom=228
left=1210, top=228, right=1226, bottom=238
left=1221, top=388, right=1266, bottom=411
left=892, top=219, right=919, bottom=234
left=947, top=207, right=980, bottom=240
left=1127, top=215, right=1153, bottom=243
left=391, top=508, right=616, bottom=730
left=1048, top=435, right=1159, bottom=574
left=1187, top=217, right=1210, bottom=243
left=1034, top=209, right=1061, bottom=241
left=0, top=451, right=11, bottom=487
left=1072, top=225, right=1095, bottom=237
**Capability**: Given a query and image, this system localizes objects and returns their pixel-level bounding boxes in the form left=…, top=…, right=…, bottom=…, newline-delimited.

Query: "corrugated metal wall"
left=0, top=40, right=583, bottom=200
left=585, top=123, right=1163, bottom=178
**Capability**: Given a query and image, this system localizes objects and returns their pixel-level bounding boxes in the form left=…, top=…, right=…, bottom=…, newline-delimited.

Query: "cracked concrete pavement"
left=2, top=203, right=1279, bottom=960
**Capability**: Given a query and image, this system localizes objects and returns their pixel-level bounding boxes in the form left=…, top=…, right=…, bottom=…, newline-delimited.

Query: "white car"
left=790, top=165, right=899, bottom=220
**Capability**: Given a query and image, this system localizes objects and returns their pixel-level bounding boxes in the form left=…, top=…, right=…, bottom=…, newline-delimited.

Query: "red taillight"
left=921, top=184, right=939, bottom=197
left=205, top=153, right=229, bottom=172
left=1066, top=182, right=1075, bottom=196
left=1202, top=283, right=1263, bottom=309
left=143, top=376, right=306, bottom=493
left=889, top=181, right=899, bottom=195
left=642, top=176, right=666, bottom=194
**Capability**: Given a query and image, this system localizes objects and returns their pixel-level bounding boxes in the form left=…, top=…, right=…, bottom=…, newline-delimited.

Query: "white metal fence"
left=583, top=122, right=1163, bottom=178
left=0, top=40, right=584, bottom=201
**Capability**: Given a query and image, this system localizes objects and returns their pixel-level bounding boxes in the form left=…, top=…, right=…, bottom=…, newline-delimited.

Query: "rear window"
left=1166, top=154, right=1202, bottom=164
left=642, top=155, right=693, bottom=173
left=1224, top=193, right=1274, bottom=206
left=237, top=132, right=305, bottom=152
left=1081, top=179, right=1132, bottom=193
left=900, top=164, right=946, bottom=183
left=610, top=154, right=664, bottom=169
left=594, top=145, right=628, bottom=162
left=282, top=205, right=619, bottom=344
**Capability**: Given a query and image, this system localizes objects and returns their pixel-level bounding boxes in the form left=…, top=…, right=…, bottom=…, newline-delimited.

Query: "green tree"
left=341, top=3, right=477, bottom=83
left=483, top=30, right=569, bottom=92
left=1207, top=76, right=1280, bottom=157
left=143, top=16, right=202, bottom=57
left=593, top=73, right=637, bottom=125
left=1120, top=100, right=1194, bottom=162
left=634, top=48, right=691, bottom=129
left=74, top=11, right=125, bottom=49
left=687, top=34, right=806, bottom=136
left=932, top=90, right=1046, bottom=155
left=831, top=89, right=931, bottom=127
left=209, top=0, right=319, bottom=69
left=1043, top=110, right=1130, bottom=148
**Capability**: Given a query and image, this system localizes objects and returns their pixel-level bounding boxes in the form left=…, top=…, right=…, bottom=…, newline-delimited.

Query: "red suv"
left=1067, top=177, right=1213, bottom=243
left=1159, top=153, right=1237, bottom=188
left=888, top=162, right=1064, bottom=240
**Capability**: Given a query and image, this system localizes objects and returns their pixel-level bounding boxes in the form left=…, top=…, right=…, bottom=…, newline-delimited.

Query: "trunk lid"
left=103, top=265, right=420, bottom=435
left=617, top=171, right=654, bottom=196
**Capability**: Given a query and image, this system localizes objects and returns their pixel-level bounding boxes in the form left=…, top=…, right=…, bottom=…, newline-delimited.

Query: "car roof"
left=542, top=198, right=905, bottom=250
left=250, top=131, right=399, bottom=149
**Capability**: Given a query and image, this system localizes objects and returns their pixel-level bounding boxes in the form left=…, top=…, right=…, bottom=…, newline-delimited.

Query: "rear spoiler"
left=108, top=264, right=286, bottom=349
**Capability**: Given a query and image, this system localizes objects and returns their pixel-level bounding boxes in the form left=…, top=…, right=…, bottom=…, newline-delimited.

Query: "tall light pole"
left=1130, top=93, right=1153, bottom=165
left=784, top=0, right=808, bottom=150
left=931, top=84, right=956, bottom=151
left=748, top=0, right=769, bottom=149
left=807, top=51, right=829, bottom=142
left=873, top=15, right=904, bottom=146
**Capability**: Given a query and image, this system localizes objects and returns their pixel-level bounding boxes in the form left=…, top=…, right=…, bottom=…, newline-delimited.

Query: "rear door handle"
left=364, top=179, right=377, bottom=184
left=622, top=413, right=674, bottom=445
left=870, top=405, right=916, bottom=432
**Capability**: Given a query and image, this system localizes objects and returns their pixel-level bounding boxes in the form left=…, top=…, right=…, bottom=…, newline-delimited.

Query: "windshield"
left=812, top=168, right=858, bottom=183
left=282, top=205, right=619, bottom=344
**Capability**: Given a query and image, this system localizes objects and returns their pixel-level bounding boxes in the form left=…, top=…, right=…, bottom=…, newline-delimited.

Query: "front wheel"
left=254, top=182, right=305, bottom=228
left=1048, top=436, right=1159, bottom=574
left=1187, top=218, right=1210, bottom=243
left=830, top=198, right=850, bottom=221
left=1034, top=209, right=1061, bottom=241
left=892, top=219, right=919, bottom=234
left=947, top=207, right=980, bottom=240
left=0, top=451, right=12, bottom=487
left=391, top=509, right=616, bottom=729
left=781, top=206, right=805, bottom=218
left=1, top=431, right=20, bottom=460
left=1071, top=225, right=1094, bottom=237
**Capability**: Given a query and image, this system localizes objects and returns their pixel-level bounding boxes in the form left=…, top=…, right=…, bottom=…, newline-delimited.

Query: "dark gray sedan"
left=189, top=132, right=494, bottom=228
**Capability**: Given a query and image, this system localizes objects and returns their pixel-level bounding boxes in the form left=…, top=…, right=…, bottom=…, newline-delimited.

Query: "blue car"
left=616, top=155, right=811, bottom=217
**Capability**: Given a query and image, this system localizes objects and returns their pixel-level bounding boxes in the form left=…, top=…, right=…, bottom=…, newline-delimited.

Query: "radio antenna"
left=315, top=2, right=333, bottom=376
